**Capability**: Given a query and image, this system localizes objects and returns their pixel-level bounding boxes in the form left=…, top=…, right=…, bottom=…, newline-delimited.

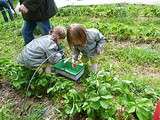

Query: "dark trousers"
left=0, top=1, right=13, bottom=22
left=22, top=20, right=51, bottom=44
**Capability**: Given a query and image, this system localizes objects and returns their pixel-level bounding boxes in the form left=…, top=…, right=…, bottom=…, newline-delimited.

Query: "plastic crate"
left=52, top=59, right=84, bottom=81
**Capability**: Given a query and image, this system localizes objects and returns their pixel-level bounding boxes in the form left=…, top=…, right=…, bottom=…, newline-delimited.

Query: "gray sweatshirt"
left=73, top=28, right=106, bottom=61
left=17, top=35, right=63, bottom=68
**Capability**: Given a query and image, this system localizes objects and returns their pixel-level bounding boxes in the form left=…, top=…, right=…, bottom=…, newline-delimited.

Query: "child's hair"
left=50, top=26, right=66, bottom=39
left=67, top=24, right=87, bottom=48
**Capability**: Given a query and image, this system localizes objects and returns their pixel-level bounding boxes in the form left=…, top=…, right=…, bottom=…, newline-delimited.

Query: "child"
left=17, top=26, right=66, bottom=73
left=67, top=24, right=106, bottom=72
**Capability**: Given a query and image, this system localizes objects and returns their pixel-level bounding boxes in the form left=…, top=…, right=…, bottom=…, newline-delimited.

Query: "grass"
left=98, top=43, right=160, bottom=88
left=0, top=3, right=160, bottom=120
left=0, top=4, right=160, bottom=59
left=121, top=73, right=160, bottom=88
left=54, top=4, right=160, bottom=43
left=114, top=47, right=160, bottom=67
left=0, top=102, right=45, bottom=120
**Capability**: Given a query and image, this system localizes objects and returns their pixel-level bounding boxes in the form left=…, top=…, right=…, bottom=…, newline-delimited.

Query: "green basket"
left=52, top=59, right=84, bottom=81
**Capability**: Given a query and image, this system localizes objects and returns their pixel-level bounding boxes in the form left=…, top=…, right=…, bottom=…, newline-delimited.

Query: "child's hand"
left=72, top=63, right=77, bottom=68
left=72, top=59, right=77, bottom=68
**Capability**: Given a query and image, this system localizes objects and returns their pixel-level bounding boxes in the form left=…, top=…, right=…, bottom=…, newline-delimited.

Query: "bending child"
left=67, top=24, right=106, bottom=73
left=17, top=26, right=66, bottom=73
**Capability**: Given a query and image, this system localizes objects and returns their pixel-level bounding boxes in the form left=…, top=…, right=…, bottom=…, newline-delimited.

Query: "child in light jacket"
left=67, top=24, right=106, bottom=72
left=17, top=26, right=66, bottom=73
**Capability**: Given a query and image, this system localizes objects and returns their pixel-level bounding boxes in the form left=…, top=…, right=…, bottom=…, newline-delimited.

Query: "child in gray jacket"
left=67, top=24, right=106, bottom=72
left=17, top=26, right=66, bottom=73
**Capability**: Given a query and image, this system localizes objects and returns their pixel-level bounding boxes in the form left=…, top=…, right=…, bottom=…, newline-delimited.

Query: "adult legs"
left=22, top=19, right=51, bottom=45
left=1, top=2, right=13, bottom=21
left=22, top=20, right=37, bottom=44
left=37, top=19, right=51, bottom=35
left=0, top=6, right=8, bottom=22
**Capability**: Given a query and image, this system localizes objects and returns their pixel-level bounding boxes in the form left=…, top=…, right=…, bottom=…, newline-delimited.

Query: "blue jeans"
left=0, top=1, right=13, bottom=22
left=22, top=20, right=51, bottom=44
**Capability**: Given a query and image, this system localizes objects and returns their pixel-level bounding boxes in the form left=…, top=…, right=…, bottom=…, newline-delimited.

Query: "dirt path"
left=0, top=79, right=57, bottom=120
left=133, top=66, right=160, bottom=79
left=0, top=80, right=22, bottom=107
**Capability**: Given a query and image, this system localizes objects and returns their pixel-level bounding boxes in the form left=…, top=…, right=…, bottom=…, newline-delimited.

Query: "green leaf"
left=82, top=102, right=88, bottom=109
left=69, top=104, right=75, bottom=115
left=75, top=104, right=81, bottom=112
left=101, top=95, right=113, bottom=100
left=38, top=79, right=48, bottom=87
left=12, top=80, right=25, bottom=89
left=90, top=102, right=100, bottom=110
left=136, top=107, right=151, bottom=120
left=108, top=117, right=115, bottom=120
left=26, top=91, right=32, bottom=97
left=122, top=80, right=133, bottom=84
left=144, top=87, right=155, bottom=95
left=128, top=106, right=136, bottom=113
left=98, top=86, right=108, bottom=95
left=65, top=105, right=72, bottom=115
left=88, top=97, right=100, bottom=102
left=47, top=87, right=54, bottom=94
left=100, top=101, right=109, bottom=109
left=69, top=89, right=78, bottom=94
left=136, top=98, right=153, bottom=107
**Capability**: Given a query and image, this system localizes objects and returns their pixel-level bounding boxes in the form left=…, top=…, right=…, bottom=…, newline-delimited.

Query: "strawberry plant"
left=0, top=58, right=159, bottom=120
left=61, top=71, right=159, bottom=120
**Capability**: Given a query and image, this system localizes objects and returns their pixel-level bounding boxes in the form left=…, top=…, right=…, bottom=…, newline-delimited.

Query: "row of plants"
left=0, top=5, right=159, bottom=59
left=106, top=47, right=160, bottom=68
left=0, top=58, right=160, bottom=119
left=51, top=16, right=160, bottom=43
left=96, top=22, right=160, bottom=42
left=57, top=4, right=160, bottom=18
left=62, top=72, right=159, bottom=120
left=53, top=4, right=160, bottom=43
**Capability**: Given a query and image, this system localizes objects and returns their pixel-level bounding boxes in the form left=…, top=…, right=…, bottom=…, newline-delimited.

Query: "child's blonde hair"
left=50, top=26, right=66, bottom=39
